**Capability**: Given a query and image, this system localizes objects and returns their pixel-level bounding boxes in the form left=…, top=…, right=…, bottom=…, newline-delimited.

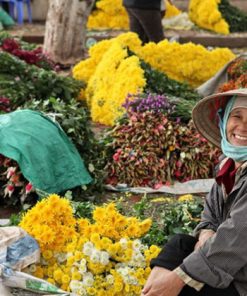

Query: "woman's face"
left=227, top=108, right=247, bottom=146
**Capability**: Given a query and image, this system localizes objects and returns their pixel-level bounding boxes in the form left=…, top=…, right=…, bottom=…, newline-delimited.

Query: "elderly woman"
left=142, top=88, right=247, bottom=296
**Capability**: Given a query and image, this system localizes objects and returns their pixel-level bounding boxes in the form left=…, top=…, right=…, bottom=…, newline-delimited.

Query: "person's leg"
left=128, top=8, right=164, bottom=43
left=150, top=233, right=197, bottom=269
left=125, top=8, right=148, bottom=44
left=179, top=283, right=239, bottom=296
left=150, top=234, right=239, bottom=296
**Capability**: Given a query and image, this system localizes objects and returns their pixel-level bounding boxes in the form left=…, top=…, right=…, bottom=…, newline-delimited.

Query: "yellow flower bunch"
left=22, top=196, right=160, bottom=295
left=87, top=0, right=181, bottom=30
left=178, top=194, right=194, bottom=202
left=79, top=202, right=152, bottom=240
left=189, top=0, right=229, bottom=34
left=73, top=33, right=142, bottom=84
left=73, top=32, right=234, bottom=125
left=85, top=40, right=145, bottom=125
left=19, top=194, right=77, bottom=252
left=137, top=39, right=235, bottom=87
left=165, top=1, right=181, bottom=18
left=87, top=0, right=129, bottom=30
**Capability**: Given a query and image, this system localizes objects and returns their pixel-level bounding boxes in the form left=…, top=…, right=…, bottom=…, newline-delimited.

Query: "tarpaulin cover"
left=0, top=110, right=92, bottom=193
left=0, top=8, right=14, bottom=27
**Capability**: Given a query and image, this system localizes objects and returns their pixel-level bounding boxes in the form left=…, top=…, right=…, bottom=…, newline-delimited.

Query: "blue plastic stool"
left=0, top=0, right=32, bottom=25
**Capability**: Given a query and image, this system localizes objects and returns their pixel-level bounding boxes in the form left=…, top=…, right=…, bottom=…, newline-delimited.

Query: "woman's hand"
left=141, top=266, right=185, bottom=296
left=194, top=230, right=215, bottom=250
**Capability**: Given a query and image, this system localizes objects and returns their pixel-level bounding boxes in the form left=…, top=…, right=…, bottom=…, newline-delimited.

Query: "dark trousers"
left=125, top=8, right=164, bottom=44
left=150, top=234, right=239, bottom=296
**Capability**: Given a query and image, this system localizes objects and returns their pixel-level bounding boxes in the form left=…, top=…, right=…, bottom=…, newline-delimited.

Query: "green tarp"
left=0, top=110, right=92, bottom=193
left=0, top=8, right=14, bottom=28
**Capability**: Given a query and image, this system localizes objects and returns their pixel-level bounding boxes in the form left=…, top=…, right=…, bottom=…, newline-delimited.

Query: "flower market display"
left=20, top=194, right=161, bottom=295
left=87, top=0, right=181, bottom=30
left=0, top=155, right=34, bottom=206
left=219, top=57, right=247, bottom=92
left=189, top=0, right=247, bottom=34
left=0, top=51, right=83, bottom=107
left=0, top=37, right=55, bottom=70
left=104, top=93, right=220, bottom=187
left=88, top=0, right=247, bottom=34
left=0, top=34, right=106, bottom=207
left=73, top=32, right=234, bottom=125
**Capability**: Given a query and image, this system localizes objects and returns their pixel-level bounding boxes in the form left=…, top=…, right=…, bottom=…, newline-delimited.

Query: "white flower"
left=78, top=258, right=87, bottom=273
left=83, top=242, right=94, bottom=256
left=119, top=238, right=128, bottom=249
left=117, top=266, right=139, bottom=285
left=106, top=274, right=114, bottom=284
left=82, top=273, right=94, bottom=287
left=129, top=251, right=146, bottom=267
left=126, top=275, right=138, bottom=285
left=78, top=287, right=87, bottom=296
left=180, top=152, right=186, bottom=159
left=133, top=252, right=144, bottom=262
left=29, top=264, right=36, bottom=273
left=56, top=252, right=67, bottom=263
left=117, top=266, right=130, bottom=276
left=66, top=252, right=74, bottom=258
left=132, top=239, right=142, bottom=250
left=100, top=251, right=110, bottom=265
left=69, top=280, right=83, bottom=292
left=90, top=249, right=101, bottom=263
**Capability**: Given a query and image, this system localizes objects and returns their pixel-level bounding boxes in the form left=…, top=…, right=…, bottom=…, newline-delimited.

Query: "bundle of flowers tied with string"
left=104, top=93, right=220, bottom=187
left=20, top=194, right=160, bottom=295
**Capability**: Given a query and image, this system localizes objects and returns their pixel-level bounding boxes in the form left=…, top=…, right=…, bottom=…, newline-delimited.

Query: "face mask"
left=219, top=96, right=247, bottom=162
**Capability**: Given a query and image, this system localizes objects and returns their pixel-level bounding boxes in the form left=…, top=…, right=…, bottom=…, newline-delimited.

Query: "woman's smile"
left=227, top=108, right=247, bottom=146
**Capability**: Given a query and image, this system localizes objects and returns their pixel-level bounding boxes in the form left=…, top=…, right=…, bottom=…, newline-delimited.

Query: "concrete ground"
left=4, top=22, right=247, bottom=51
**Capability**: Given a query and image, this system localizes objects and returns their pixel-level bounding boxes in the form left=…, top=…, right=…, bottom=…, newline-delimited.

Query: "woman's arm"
left=181, top=191, right=247, bottom=288
left=193, top=182, right=221, bottom=237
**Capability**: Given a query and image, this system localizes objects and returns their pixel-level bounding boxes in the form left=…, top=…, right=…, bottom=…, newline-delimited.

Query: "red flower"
left=25, top=183, right=33, bottom=194
left=1, top=38, right=19, bottom=52
left=4, top=184, right=15, bottom=197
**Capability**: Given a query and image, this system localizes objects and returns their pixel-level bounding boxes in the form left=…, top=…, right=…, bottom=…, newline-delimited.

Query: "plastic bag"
left=1, top=265, right=69, bottom=295
left=0, top=226, right=70, bottom=295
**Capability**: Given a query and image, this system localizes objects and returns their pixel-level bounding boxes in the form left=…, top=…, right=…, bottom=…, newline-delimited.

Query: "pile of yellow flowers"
left=20, top=194, right=160, bottom=295
left=19, top=194, right=77, bottom=252
left=137, top=39, right=234, bottom=87
left=189, top=0, right=229, bottom=34
left=73, top=32, right=235, bottom=125
left=87, top=0, right=181, bottom=30
left=73, top=33, right=146, bottom=125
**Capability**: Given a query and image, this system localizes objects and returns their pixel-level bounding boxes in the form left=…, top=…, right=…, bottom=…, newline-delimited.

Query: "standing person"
left=123, top=0, right=169, bottom=44
left=141, top=88, right=247, bottom=296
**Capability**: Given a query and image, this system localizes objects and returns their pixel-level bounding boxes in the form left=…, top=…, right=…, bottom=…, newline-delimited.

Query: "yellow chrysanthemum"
left=19, top=194, right=77, bottom=251
left=73, top=32, right=235, bottom=125
left=178, top=194, right=194, bottom=202
left=189, top=0, right=230, bottom=34
left=23, top=196, right=163, bottom=295
left=87, top=0, right=181, bottom=30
